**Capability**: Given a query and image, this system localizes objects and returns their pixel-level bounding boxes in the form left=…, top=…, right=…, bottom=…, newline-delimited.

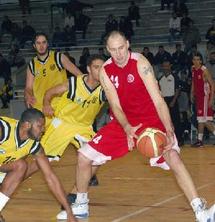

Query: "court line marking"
left=112, top=181, right=215, bottom=222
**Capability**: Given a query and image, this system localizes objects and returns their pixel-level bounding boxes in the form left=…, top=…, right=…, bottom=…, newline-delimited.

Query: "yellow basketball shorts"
left=41, top=118, right=95, bottom=159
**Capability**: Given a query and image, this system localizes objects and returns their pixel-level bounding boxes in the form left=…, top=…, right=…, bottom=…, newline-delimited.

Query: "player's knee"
left=77, top=153, right=92, bottom=168
left=163, top=149, right=181, bottom=166
left=14, top=159, right=28, bottom=178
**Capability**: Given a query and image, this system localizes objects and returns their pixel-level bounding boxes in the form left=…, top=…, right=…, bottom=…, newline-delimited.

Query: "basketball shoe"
left=56, top=200, right=89, bottom=220
left=193, top=199, right=215, bottom=222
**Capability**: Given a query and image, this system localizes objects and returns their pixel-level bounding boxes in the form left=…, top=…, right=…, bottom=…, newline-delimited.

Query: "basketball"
left=136, top=128, right=167, bottom=158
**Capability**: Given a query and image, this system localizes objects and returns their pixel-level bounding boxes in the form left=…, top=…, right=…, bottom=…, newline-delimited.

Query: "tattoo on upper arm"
left=142, top=65, right=153, bottom=75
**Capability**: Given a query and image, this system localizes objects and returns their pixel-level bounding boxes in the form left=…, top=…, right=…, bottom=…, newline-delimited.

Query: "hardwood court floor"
left=3, top=145, right=215, bottom=222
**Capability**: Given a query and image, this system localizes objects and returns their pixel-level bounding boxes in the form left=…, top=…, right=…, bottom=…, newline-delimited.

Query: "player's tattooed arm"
left=99, top=68, right=110, bottom=92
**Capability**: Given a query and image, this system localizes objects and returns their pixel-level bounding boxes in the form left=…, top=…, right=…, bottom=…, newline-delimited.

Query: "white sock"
left=198, top=133, right=203, bottom=141
left=76, top=192, right=88, bottom=203
left=0, top=192, right=9, bottom=211
left=190, top=198, right=205, bottom=212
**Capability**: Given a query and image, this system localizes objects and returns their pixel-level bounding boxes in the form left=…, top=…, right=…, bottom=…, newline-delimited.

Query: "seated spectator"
left=206, top=18, right=215, bottom=47
left=20, top=20, right=35, bottom=48
left=183, top=20, right=201, bottom=53
left=79, top=47, right=90, bottom=73
left=141, top=46, right=155, bottom=65
left=1, top=15, right=12, bottom=35
left=0, top=78, right=13, bottom=109
left=98, top=47, right=109, bottom=60
left=172, top=43, right=188, bottom=73
left=155, top=45, right=172, bottom=67
left=180, top=12, right=193, bottom=36
left=7, top=44, right=25, bottom=68
left=74, top=11, right=91, bottom=39
left=160, top=0, right=171, bottom=11
left=128, top=1, right=140, bottom=27
left=19, top=0, right=31, bottom=14
left=118, top=16, right=133, bottom=42
left=173, top=0, right=188, bottom=17
left=169, top=12, right=181, bottom=42
left=0, top=53, right=11, bottom=81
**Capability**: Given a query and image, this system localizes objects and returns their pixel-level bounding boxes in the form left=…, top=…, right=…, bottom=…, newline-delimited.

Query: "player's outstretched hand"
left=67, top=213, right=78, bottom=222
left=124, top=123, right=142, bottom=151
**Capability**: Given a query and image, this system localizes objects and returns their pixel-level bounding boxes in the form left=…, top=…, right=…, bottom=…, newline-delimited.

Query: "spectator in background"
left=64, top=11, right=75, bottom=30
left=20, top=20, right=36, bottom=48
left=142, top=46, right=155, bottom=65
left=19, top=0, right=31, bottom=14
left=173, top=0, right=188, bottom=17
left=0, top=53, right=11, bottom=81
left=98, top=47, right=109, bottom=60
left=169, top=12, right=181, bottom=43
left=119, top=16, right=133, bottom=42
left=160, top=0, right=171, bottom=10
left=52, top=26, right=67, bottom=47
left=10, top=22, right=22, bottom=45
left=65, top=0, right=93, bottom=15
left=74, top=11, right=91, bottom=39
left=128, top=1, right=140, bottom=27
left=7, top=44, right=25, bottom=68
left=206, top=51, right=215, bottom=82
left=178, top=69, right=191, bottom=140
left=183, top=20, right=201, bottom=53
left=172, top=43, right=187, bottom=73
left=79, top=47, right=90, bottom=73
left=64, top=25, right=76, bottom=46
left=100, top=14, right=118, bottom=44
left=180, top=12, right=192, bottom=36
left=158, top=60, right=183, bottom=146
left=1, top=16, right=12, bottom=35
left=155, top=45, right=172, bottom=67
left=0, top=78, right=13, bottom=109
left=206, top=18, right=215, bottom=47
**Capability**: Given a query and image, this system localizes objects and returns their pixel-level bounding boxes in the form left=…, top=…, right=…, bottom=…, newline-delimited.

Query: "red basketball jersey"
left=192, top=65, right=210, bottom=98
left=103, top=52, right=165, bottom=131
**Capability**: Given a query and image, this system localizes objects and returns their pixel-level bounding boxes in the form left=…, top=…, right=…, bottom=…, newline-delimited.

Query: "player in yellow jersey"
left=24, top=55, right=107, bottom=217
left=24, top=32, right=83, bottom=127
left=0, top=108, right=77, bottom=222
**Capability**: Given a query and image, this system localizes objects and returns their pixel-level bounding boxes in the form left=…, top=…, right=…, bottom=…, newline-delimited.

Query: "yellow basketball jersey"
left=0, top=117, right=41, bottom=165
left=54, top=75, right=105, bottom=126
left=28, top=50, right=67, bottom=111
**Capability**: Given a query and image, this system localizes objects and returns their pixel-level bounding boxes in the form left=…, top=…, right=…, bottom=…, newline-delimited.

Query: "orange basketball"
left=136, top=128, right=167, bottom=158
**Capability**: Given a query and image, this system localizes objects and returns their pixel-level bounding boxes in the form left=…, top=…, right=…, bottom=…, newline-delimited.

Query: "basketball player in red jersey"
left=191, top=53, right=215, bottom=147
left=57, top=31, right=215, bottom=222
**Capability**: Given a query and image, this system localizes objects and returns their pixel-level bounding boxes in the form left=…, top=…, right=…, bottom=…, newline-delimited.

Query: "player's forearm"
left=156, top=100, right=173, bottom=133
left=45, top=173, right=74, bottom=217
left=111, top=105, right=130, bottom=130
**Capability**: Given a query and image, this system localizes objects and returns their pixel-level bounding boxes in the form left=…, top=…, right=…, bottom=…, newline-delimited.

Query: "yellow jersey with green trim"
left=0, top=117, right=41, bottom=165
left=28, top=50, right=67, bottom=111
left=54, top=75, right=105, bottom=126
